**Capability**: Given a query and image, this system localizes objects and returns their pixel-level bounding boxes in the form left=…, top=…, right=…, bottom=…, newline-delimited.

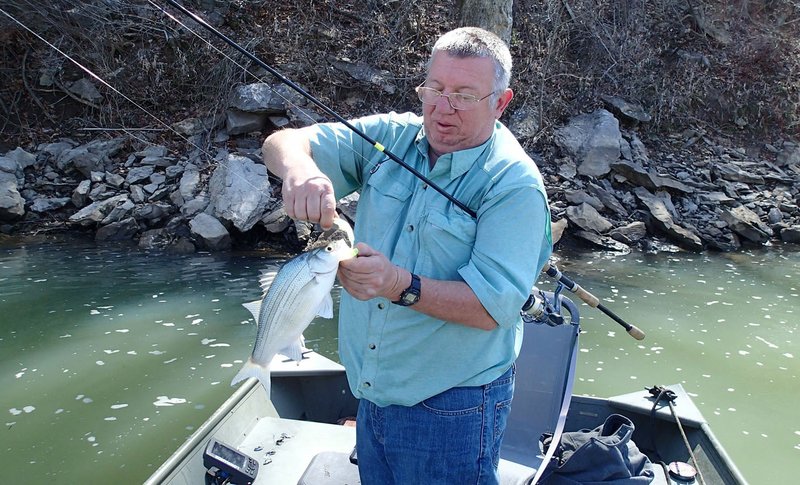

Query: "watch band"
left=393, top=273, right=421, bottom=306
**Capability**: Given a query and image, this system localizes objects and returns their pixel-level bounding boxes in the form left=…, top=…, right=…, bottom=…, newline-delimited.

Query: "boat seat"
left=499, top=312, right=581, bottom=480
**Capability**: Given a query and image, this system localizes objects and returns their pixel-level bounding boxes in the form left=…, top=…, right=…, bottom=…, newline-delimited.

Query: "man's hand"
left=262, top=128, right=337, bottom=230
left=338, top=242, right=408, bottom=301
left=282, top=168, right=337, bottom=230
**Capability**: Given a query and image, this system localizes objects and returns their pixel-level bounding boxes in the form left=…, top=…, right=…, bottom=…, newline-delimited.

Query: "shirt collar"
left=415, top=126, right=494, bottom=181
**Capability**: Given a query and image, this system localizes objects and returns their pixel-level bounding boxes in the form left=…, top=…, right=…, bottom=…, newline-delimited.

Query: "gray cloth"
left=540, top=414, right=656, bottom=484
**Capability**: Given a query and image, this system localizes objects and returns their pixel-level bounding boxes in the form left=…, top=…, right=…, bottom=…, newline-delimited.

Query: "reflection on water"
left=0, top=237, right=281, bottom=482
left=0, top=237, right=797, bottom=483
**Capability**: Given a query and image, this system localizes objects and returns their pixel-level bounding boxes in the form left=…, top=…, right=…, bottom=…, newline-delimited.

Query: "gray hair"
left=429, top=27, right=513, bottom=95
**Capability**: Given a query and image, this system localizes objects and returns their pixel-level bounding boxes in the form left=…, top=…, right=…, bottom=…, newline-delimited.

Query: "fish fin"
left=258, top=268, right=279, bottom=297
left=231, top=357, right=272, bottom=397
left=242, top=300, right=262, bottom=323
left=278, top=336, right=306, bottom=362
left=316, top=292, right=334, bottom=319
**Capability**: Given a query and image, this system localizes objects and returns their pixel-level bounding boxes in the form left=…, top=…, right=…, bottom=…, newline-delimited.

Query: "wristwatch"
left=393, top=273, right=421, bottom=306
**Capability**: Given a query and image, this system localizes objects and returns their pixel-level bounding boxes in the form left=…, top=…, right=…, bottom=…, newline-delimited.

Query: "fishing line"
left=0, top=4, right=270, bottom=198
left=162, top=0, right=477, bottom=218
left=145, top=0, right=385, bottom=177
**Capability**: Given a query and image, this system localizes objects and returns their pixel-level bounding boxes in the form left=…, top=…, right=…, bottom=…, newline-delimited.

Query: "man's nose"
left=433, top=94, right=456, bottom=112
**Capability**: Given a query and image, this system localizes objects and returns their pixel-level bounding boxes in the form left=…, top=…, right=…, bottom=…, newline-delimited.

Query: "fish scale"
left=252, top=255, right=315, bottom=353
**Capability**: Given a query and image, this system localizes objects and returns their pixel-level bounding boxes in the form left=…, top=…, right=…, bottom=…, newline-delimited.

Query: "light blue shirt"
left=308, top=112, right=551, bottom=407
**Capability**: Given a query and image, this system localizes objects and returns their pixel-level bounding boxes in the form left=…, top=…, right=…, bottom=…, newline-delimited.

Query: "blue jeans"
left=356, top=365, right=515, bottom=485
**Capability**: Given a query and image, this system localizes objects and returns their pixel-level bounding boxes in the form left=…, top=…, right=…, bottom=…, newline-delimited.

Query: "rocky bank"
left=1, top=81, right=799, bottom=254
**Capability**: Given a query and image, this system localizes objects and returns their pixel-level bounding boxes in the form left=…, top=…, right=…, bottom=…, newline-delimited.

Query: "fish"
left=231, top=218, right=357, bottom=397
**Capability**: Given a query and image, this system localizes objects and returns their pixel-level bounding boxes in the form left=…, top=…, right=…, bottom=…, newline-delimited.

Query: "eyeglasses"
left=415, top=85, right=496, bottom=111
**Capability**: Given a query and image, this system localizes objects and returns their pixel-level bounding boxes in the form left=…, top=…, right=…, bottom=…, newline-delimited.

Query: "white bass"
left=232, top=219, right=356, bottom=396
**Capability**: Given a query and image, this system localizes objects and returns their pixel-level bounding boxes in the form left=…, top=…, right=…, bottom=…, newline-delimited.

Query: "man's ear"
left=495, top=88, right=514, bottom=118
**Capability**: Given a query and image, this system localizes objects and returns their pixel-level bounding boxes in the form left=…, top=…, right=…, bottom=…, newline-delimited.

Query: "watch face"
left=402, top=292, right=417, bottom=304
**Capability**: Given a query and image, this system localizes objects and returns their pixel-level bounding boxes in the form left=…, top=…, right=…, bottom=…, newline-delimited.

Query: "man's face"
left=421, top=52, right=513, bottom=157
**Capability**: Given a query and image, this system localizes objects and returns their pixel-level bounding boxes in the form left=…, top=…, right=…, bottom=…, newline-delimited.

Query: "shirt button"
left=377, top=302, right=385, bottom=309
left=369, top=343, right=376, bottom=350
left=363, top=382, right=371, bottom=388
left=407, top=224, right=414, bottom=232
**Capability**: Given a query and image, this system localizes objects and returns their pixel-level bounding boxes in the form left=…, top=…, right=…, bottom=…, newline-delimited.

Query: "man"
left=262, top=27, right=551, bottom=484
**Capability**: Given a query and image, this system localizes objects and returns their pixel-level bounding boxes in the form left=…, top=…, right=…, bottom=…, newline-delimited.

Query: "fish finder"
left=203, top=438, right=258, bottom=484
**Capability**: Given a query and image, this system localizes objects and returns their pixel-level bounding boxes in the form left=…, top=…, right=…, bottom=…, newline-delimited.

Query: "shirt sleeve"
left=458, top=183, right=551, bottom=328
left=306, top=112, right=422, bottom=200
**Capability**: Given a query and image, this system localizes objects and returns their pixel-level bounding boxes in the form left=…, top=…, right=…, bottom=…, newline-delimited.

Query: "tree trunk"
left=456, top=0, right=514, bottom=45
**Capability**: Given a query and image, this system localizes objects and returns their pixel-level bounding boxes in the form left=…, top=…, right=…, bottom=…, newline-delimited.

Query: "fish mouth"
left=309, top=216, right=355, bottom=249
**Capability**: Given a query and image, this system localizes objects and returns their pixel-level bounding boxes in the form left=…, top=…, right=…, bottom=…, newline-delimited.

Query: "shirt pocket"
left=419, top=210, right=477, bottom=279
left=360, top=169, right=413, bottom=245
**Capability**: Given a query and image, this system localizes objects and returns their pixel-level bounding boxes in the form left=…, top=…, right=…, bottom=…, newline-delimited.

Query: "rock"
left=207, top=154, right=272, bottom=232
left=634, top=187, right=703, bottom=250
left=72, top=180, right=91, bottom=208
left=67, top=78, right=103, bottom=104
left=600, top=95, right=652, bottom=123
left=586, top=182, right=628, bottom=216
left=226, top=109, right=268, bottom=135
left=4, top=148, right=37, bottom=170
left=0, top=158, right=25, bottom=220
left=573, top=229, right=631, bottom=253
left=565, top=203, right=613, bottom=234
left=261, top=206, right=291, bottom=233
left=172, top=117, right=214, bottom=136
left=554, top=109, right=621, bottom=178
left=767, top=207, right=783, bottom=224
left=96, top=217, right=139, bottom=241
left=57, top=137, right=127, bottom=177
left=30, top=197, right=71, bottom=213
left=181, top=195, right=210, bottom=218
left=565, top=190, right=604, bottom=211
left=100, top=198, right=135, bottom=225
left=69, top=194, right=130, bottom=226
left=780, top=226, right=800, bottom=243
left=775, top=142, right=799, bottom=167
left=105, top=171, right=125, bottom=188
left=609, top=221, right=647, bottom=245
left=720, top=205, right=772, bottom=243
left=126, top=166, right=155, bottom=184
left=228, top=83, right=286, bottom=113
left=0, top=180, right=25, bottom=220
left=179, top=164, right=202, bottom=200
left=611, top=160, right=694, bottom=193
left=508, top=106, right=539, bottom=139
left=189, top=213, right=231, bottom=251
left=332, top=60, right=397, bottom=94
left=713, top=163, right=765, bottom=185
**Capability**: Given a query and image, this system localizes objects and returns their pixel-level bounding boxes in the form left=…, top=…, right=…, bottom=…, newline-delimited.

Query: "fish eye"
left=325, top=244, right=333, bottom=252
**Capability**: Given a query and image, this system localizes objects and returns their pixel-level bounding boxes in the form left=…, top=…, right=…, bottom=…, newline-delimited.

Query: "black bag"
left=539, top=414, right=655, bottom=484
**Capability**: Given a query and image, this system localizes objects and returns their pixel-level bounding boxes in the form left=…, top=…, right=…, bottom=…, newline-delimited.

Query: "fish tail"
left=231, top=357, right=271, bottom=397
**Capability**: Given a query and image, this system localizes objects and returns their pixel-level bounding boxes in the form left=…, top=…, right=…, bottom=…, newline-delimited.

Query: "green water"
left=0, top=237, right=797, bottom=483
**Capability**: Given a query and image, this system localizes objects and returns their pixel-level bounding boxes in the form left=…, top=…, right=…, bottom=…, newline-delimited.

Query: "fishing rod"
left=163, top=1, right=646, bottom=340
left=542, top=262, right=646, bottom=340
left=163, top=0, right=476, bottom=218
